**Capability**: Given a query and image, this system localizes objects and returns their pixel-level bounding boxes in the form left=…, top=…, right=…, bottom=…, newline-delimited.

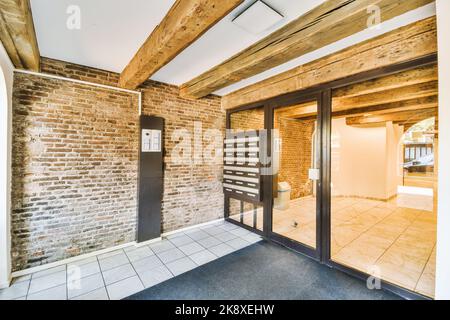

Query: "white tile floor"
left=0, top=220, right=262, bottom=300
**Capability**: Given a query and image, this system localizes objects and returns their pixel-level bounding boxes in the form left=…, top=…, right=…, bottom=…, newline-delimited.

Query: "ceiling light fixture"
left=232, top=0, right=284, bottom=35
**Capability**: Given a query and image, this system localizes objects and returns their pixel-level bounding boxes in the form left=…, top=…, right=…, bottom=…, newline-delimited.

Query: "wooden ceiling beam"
left=330, top=95, right=438, bottom=119
left=0, top=0, right=40, bottom=71
left=346, top=107, right=437, bottom=126
left=222, top=17, right=438, bottom=110
left=285, top=94, right=438, bottom=121
left=180, top=0, right=434, bottom=99
left=333, top=64, right=438, bottom=99
left=119, top=0, right=243, bottom=90
left=333, top=81, right=438, bottom=111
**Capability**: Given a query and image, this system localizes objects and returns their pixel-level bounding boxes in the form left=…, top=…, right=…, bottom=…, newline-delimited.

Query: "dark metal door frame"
left=224, top=54, right=438, bottom=300
left=266, top=91, right=324, bottom=261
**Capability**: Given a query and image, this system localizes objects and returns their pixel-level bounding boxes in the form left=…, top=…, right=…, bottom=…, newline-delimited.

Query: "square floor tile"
left=0, top=280, right=30, bottom=300
left=67, top=256, right=97, bottom=267
left=178, top=242, right=204, bottom=255
left=227, top=237, right=251, bottom=250
left=132, top=255, right=163, bottom=274
left=214, top=231, right=238, bottom=242
left=32, top=265, right=66, bottom=279
left=189, top=250, right=217, bottom=266
left=29, top=270, right=66, bottom=294
left=197, top=236, right=222, bottom=249
left=169, top=235, right=195, bottom=247
left=202, top=226, right=226, bottom=236
left=102, top=263, right=136, bottom=285
left=27, top=284, right=67, bottom=300
left=11, top=274, right=31, bottom=284
left=68, top=273, right=104, bottom=299
left=157, top=247, right=186, bottom=264
left=149, top=240, right=176, bottom=254
left=98, top=253, right=129, bottom=272
left=209, top=243, right=235, bottom=257
left=219, top=223, right=240, bottom=231
left=166, top=232, right=187, bottom=240
left=165, top=257, right=197, bottom=276
left=241, top=233, right=262, bottom=244
left=139, top=265, right=174, bottom=288
left=125, top=246, right=154, bottom=262
left=67, top=261, right=100, bottom=280
left=106, top=276, right=144, bottom=300
left=71, top=287, right=109, bottom=300
left=230, top=228, right=251, bottom=237
left=97, top=249, right=124, bottom=260
left=186, top=229, right=210, bottom=241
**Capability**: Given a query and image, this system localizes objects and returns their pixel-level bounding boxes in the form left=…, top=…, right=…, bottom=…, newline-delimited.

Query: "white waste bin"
left=274, top=182, right=291, bottom=211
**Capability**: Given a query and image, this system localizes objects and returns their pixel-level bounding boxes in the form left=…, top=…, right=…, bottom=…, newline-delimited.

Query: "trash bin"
left=274, top=182, right=291, bottom=211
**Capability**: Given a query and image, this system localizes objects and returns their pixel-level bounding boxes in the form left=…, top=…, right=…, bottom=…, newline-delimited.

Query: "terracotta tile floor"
left=231, top=191, right=437, bottom=298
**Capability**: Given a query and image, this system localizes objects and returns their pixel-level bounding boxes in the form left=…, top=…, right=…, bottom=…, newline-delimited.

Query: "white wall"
left=0, top=41, right=14, bottom=288
left=435, top=0, right=450, bottom=300
left=331, top=118, right=387, bottom=200
left=385, top=122, right=404, bottom=198
left=331, top=118, right=403, bottom=200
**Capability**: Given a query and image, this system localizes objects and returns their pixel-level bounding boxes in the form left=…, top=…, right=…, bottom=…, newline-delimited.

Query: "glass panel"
left=228, top=198, right=263, bottom=231
left=330, top=66, right=437, bottom=298
left=228, top=106, right=264, bottom=231
left=272, top=100, right=319, bottom=249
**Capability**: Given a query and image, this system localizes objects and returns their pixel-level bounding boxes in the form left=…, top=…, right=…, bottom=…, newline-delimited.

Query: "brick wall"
left=229, top=107, right=264, bottom=131
left=275, top=116, right=315, bottom=199
left=229, top=106, right=314, bottom=199
left=139, top=80, right=224, bottom=232
left=11, top=58, right=224, bottom=271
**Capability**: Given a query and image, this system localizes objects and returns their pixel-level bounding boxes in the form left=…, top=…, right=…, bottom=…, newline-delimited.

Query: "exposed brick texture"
left=229, top=106, right=314, bottom=199
left=274, top=115, right=315, bottom=199
left=139, top=80, right=224, bottom=233
left=11, top=58, right=224, bottom=271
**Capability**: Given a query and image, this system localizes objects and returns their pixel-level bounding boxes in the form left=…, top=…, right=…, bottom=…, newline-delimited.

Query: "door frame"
left=225, top=53, right=438, bottom=300
left=266, top=91, right=324, bottom=261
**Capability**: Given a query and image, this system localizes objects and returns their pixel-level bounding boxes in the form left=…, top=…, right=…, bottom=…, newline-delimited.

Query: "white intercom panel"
left=142, top=129, right=161, bottom=152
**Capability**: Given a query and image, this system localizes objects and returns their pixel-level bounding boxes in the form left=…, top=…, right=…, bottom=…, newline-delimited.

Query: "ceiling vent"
left=232, top=1, right=284, bottom=35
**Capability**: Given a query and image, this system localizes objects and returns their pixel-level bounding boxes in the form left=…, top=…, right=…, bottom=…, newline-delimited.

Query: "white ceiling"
left=30, top=0, right=177, bottom=74
left=30, top=0, right=436, bottom=96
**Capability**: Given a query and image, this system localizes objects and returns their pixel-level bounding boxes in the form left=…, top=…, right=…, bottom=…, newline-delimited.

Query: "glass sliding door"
left=269, top=95, right=322, bottom=256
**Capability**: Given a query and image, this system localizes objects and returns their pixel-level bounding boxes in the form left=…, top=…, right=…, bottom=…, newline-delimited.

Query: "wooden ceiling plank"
left=119, top=0, right=243, bottom=90
left=0, top=0, right=40, bottom=71
left=180, top=0, right=434, bottom=99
